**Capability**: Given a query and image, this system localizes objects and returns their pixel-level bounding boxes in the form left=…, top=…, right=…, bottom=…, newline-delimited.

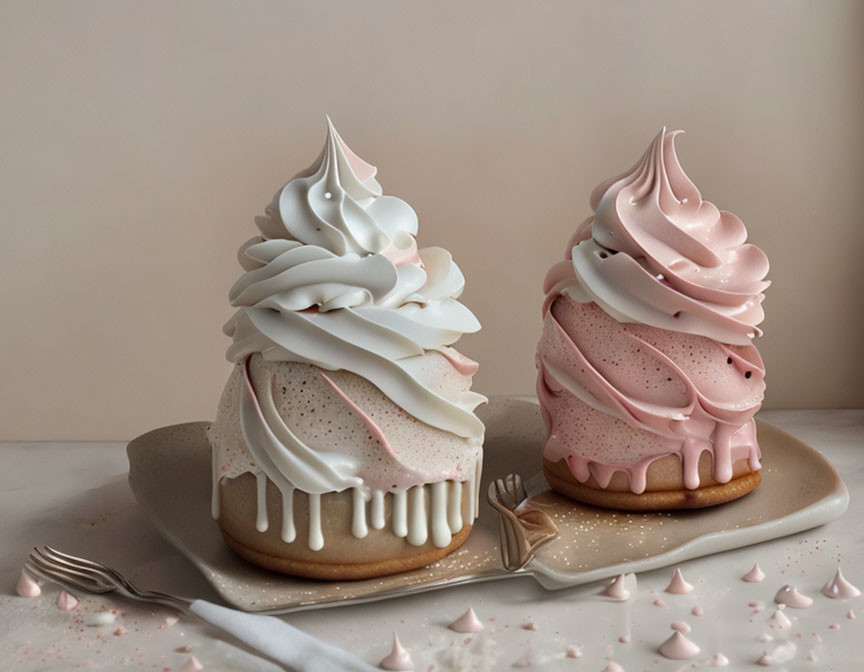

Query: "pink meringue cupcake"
left=537, top=129, right=769, bottom=510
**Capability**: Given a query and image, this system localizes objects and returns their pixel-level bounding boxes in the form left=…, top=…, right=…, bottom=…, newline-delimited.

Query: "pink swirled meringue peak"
left=537, top=128, right=770, bottom=511
left=207, top=117, right=486, bottom=580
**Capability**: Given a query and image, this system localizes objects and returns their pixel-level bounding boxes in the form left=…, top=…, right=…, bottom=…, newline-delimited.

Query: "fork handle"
left=189, top=600, right=377, bottom=672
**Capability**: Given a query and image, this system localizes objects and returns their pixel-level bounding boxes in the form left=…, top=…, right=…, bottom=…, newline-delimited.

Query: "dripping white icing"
left=280, top=486, right=296, bottom=542
left=371, top=489, right=386, bottom=530
left=392, top=489, right=408, bottom=537
left=227, top=462, right=479, bottom=550
left=448, top=480, right=463, bottom=534
left=308, top=493, right=324, bottom=551
left=352, top=487, right=369, bottom=539
left=407, top=485, right=428, bottom=546
left=431, top=481, right=452, bottom=548
left=474, top=458, right=482, bottom=520
left=467, top=471, right=476, bottom=523
left=255, top=472, right=269, bottom=532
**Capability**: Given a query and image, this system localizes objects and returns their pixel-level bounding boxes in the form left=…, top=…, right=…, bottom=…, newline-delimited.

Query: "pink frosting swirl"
left=545, top=128, right=769, bottom=346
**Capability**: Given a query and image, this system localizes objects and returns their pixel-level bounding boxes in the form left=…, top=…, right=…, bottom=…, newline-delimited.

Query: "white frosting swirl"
left=225, top=118, right=485, bottom=443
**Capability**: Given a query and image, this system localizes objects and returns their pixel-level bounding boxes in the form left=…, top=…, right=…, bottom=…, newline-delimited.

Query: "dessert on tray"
left=208, top=119, right=486, bottom=579
left=537, top=128, right=770, bottom=510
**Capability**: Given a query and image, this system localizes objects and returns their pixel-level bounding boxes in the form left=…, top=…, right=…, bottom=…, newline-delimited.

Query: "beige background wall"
left=1, top=1, right=863, bottom=440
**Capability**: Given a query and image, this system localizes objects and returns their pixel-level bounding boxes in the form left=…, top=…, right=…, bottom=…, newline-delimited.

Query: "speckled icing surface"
left=211, top=354, right=481, bottom=490
left=537, top=129, right=768, bottom=494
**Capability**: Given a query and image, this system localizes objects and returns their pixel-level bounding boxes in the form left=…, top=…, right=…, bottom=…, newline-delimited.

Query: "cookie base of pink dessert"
left=543, top=458, right=761, bottom=511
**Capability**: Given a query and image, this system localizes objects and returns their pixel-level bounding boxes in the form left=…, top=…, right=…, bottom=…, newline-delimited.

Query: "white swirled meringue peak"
left=209, top=118, right=486, bottom=552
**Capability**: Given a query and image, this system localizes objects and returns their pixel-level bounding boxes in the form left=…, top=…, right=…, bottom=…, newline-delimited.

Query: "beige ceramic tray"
left=127, top=398, right=848, bottom=614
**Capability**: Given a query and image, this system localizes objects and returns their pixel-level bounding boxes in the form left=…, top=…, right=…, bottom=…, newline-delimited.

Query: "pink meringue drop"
left=756, top=653, right=773, bottom=666
left=602, top=662, right=625, bottom=672
left=671, top=621, right=691, bottom=634
left=15, top=569, right=40, bottom=597
left=707, top=652, right=730, bottom=667
left=179, top=656, right=204, bottom=672
left=822, top=568, right=861, bottom=599
left=380, top=633, right=413, bottom=671
left=807, top=650, right=817, bottom=662
left=618, top=635, right=630, bottom=644
left=603, top=574, right=630, bottom=600
left=665, top=568, right=694, bottom=594
left=565, top=644, right=583, bottom=659
left=847, top=609, right=856, bottom=620
left=658, top=631, right=700, bottom=659
left=448, top=607, right=484, bottom=633
left=653, top=598, right=668, bottom=607
left=774, top=585, right=813, bottom=608
left=176, top=645, right=194, bottom=653
left=769, top=609, right=792, bottom=630
left=691, top=605, right=704, bottom=616
left=742, top=563, right=766, bottom=582
left=522, top=621, right=539, bottom=631
left=55, top=590, right=79, bottom=611
left=757, top=633, right=773, bottom=643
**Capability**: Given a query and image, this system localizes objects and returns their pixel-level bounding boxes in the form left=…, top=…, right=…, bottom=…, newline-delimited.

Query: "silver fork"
left=27, top=546, right=190, bottom=610
left=24, top=546, right=378, bottom=672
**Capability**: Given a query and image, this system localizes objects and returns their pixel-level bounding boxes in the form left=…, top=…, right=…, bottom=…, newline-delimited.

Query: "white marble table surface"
left=1, top=410, right=862, bottom=672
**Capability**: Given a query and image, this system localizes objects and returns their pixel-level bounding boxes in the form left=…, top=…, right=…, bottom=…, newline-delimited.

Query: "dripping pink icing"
left=603, top=574, right=630, bottom=600
left=56, top=590, right=79, bottom=611
left=538, top=298, right=763, bottom=493
left=537, top=129, right=767, bottom=493
left=380, top=633, right=413, bottom=671
left=448, top=607, right=484, bottom=633
left=822, top=568, right=861, bottom=599
left=15, top=568, right=40, bottom=597
left=774, top=585, right=813, bottom=609
left=665, top=568, right=694, bottom=594
left=658, top=631, right=700, bottom=659
left=743, top=563, right=766, bottom=582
